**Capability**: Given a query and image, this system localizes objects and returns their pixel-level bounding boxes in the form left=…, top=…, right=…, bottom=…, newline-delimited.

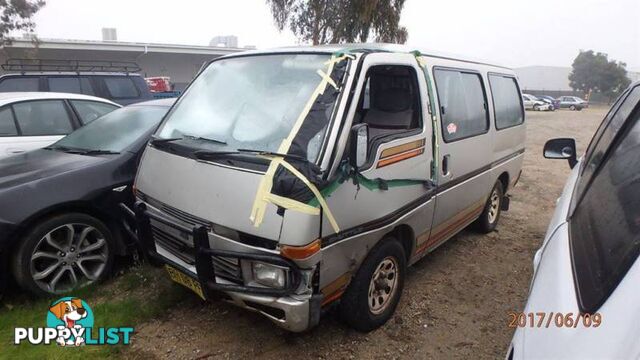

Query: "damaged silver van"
left=129, top=44, right=525, bottom=332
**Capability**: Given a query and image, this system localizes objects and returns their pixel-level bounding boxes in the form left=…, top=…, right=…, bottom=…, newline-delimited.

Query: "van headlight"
left=251, top=262, right=287, bottom=289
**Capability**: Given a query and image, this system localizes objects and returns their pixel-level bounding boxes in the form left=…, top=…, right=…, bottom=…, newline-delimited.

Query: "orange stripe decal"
left=377, top=148, right=424, bottom=168
left=415, top=201, right=485, bottom=254
left=380, top=139, right=425, bottom=159
left=320, top=272, right=352, bottom=306
left=321, top=289, right=345, bottom=307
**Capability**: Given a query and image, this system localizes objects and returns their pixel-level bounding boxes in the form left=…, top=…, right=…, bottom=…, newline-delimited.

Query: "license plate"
left=165, top=265, right=205, bottom=300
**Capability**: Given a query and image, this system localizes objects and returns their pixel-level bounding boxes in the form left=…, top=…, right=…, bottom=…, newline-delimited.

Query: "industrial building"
left=0, top=36, right=244, bottom=91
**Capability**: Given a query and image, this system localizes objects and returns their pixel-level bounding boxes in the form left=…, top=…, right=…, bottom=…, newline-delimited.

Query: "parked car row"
left=522, top=93, right=588, bottom=111
left=0, top=98, right=173, bottom=295
left=0, top=45, right=638, bottom=359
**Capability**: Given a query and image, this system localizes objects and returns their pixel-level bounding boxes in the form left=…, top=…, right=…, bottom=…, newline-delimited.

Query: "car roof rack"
left=1, top=58, right=142, bottom=74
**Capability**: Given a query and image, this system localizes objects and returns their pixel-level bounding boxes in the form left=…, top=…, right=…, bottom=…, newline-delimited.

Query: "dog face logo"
left=46, top=297, right=94, bottom=347
left=49, top=299, right=87, bottom=328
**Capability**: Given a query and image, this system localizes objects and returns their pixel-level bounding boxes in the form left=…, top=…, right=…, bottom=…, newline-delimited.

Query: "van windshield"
left=156, top=53, right=338, bottom=162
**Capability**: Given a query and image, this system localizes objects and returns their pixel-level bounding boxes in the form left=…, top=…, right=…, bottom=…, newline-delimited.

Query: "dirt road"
left=127, top=108, right=606, bottom=359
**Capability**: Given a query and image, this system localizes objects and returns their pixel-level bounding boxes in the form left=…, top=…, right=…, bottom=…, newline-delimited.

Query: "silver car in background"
left=508, top=82, right=640, bottom=359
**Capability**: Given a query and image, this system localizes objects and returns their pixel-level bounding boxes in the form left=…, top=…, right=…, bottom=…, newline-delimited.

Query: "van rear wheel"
left=339, top=237, right=406, bottom=332
left=475, top=181, right=504, bottom=233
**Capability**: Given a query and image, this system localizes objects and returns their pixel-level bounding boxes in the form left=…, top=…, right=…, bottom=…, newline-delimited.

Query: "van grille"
left=140, top=192, right=211, bottom=228
left=210, top=256, right=243, bottom=283
left=152, top=225, right=244, bottom=284
left=152, top=225, right=195, bottom=264
left=147, top=207, right=243, bottom=284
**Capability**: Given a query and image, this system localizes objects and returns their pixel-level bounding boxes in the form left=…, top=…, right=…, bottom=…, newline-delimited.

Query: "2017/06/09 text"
left=508, top=312, right=602, bottom=329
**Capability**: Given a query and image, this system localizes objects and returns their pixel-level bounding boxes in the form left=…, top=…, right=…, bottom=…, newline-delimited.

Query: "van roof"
left=223, top=43, right=512, bottom=70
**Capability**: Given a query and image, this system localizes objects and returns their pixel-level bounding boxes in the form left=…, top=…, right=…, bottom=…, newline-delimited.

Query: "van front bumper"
left=123, top=201, right=321, bottom=332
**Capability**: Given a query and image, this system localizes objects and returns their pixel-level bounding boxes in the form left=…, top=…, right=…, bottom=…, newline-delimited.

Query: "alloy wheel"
left=30, top=223, right=109, bottom=293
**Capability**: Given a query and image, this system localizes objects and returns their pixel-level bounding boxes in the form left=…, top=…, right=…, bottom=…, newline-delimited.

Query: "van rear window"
left=434, top=69, right=489, bottom=142
left=0, top=77, right=39, bottom=92
left=488, top=74, right=524, bottom=129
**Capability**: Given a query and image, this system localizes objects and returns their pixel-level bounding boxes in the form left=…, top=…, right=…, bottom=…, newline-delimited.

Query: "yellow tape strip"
left=250, top=54, right=345, bottom=233
left=324, top=53, right=355, bottom=66
left=264, top=192, right=320, bottom=215
left=316, top=69, right=338, bottom=90
left=276, top=158, right=340, bottom=232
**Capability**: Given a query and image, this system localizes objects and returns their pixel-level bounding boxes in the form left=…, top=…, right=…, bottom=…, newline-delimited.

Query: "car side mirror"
left=544, top=138, right=577, bottom=169
left=350, top=123, right=369, bottom=169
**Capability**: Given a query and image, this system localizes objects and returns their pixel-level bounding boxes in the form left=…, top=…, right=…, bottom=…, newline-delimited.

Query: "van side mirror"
left=544, top=138, right=577, bottom=169
left=350, top=123, right=369, bottom=169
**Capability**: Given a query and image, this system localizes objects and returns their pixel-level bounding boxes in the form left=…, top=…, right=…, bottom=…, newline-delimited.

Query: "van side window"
left=434, top=69, right=488, bottom=142
left=0, top=77, right=39, bottom=92
left=489, top=74, right=524, bottom=129
left=0, top=107, right=18, bottom=136
left=12, top=100, right=74, bottom=136
left=48, top=77, right=95, bottom=95
left=104, top=77, right=139, bottom=99
left=357, top=65, right=422, bottom=141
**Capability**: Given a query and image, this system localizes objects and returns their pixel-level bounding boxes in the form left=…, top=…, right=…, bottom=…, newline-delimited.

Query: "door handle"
left=7, top=148, right=25, bottom=154
left=442, top=154, right=452, bottom=179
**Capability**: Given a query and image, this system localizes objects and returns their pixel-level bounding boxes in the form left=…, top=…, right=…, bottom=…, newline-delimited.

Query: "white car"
left=522, top=94, right=551, bottom=111
left=0, top=92, right=119, bottom=158
left=508, top=82, right=640, bottom=359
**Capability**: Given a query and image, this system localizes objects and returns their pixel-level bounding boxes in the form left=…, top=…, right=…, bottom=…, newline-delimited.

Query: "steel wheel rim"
left=488, top=190, right=500, bottom=224
left=30, top=223, right=109, bottom=293
left=368, top=257, right=399, bottom=315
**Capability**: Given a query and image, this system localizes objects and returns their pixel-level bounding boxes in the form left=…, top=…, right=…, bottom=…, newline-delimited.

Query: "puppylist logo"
left=14, top=297, right=134, bottom=346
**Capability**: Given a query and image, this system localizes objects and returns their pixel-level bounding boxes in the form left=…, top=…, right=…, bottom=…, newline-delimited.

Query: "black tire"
left=474, top=181, right=504, bottom=233
left=11, top=213, right=115, bottom=297
left=569, top=105, right=576, bottom=111
left=533, top=104, right=539, bottom=111
left=339, top=238, right=406, bottom=332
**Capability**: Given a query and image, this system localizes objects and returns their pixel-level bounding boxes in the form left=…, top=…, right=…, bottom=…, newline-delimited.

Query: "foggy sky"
left=25, top=0, right=640, bottom=70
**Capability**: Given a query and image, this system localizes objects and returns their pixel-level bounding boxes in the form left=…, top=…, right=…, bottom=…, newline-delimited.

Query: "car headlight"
left=251, top=262, right=287, bottom=289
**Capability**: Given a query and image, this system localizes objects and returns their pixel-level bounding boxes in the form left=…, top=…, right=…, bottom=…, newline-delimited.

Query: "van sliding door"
left=427, top=67, right=493, bottom=249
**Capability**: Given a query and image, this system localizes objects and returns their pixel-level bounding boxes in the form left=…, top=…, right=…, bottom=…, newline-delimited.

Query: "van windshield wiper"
left=182, top=134, right=227, bottom=145
left=194, top=149, right=309, bottom=164
left=150, top=134, right=227, bottom=146
left=237, top=149, right=309, bottom=163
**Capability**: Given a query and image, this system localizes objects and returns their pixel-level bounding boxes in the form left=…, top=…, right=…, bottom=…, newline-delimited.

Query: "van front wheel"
left=475, top=181, right=504, bottom=233
left=339, top=238, right=406, bottom=332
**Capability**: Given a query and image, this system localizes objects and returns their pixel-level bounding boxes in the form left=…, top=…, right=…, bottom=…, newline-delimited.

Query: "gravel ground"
left=126, top=108, right=607, bottom=360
